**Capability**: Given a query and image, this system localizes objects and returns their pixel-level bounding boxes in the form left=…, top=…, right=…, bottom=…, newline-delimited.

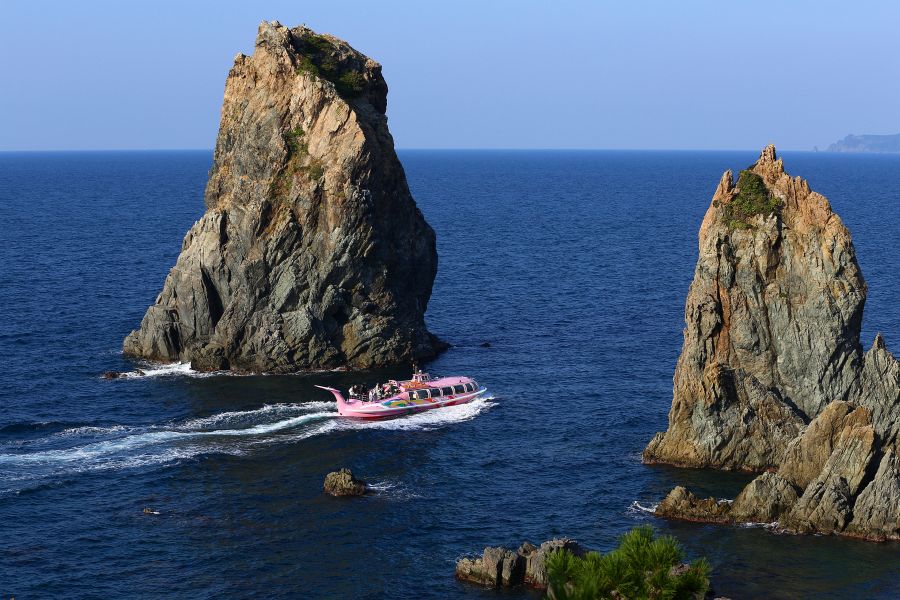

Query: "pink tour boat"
left=316, top=369, right=487, bottom=419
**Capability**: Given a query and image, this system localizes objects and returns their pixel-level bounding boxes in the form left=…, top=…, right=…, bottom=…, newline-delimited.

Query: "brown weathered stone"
left=323, top=468, right=366, bottom=496
left=455, top=538, right=584, bottom=590
left=655, top=486, right=732, bottom=523
left=646, top=147, right=900, bottom=540
left=124, top=21, right=442, bottom=373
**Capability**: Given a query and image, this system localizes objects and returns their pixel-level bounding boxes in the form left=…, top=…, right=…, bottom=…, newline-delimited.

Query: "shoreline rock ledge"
left=124, top=21, right=443, bottom=373
left=644, top=145, right=900, bottom=541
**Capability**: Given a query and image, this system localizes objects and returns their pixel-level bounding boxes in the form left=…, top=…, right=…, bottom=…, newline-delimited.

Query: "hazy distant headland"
left=827, top=133, right=900, bottom=153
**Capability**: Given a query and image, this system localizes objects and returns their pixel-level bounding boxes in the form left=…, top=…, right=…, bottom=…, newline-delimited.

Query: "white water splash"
left=116, top=361, right=348, bottom=379
left=628, top=500, right=658, bottom=515
left=119, top=361, right=207, bottom=378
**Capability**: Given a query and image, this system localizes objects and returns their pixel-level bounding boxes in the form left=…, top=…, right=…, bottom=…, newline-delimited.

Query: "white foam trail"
left=367, top=479, right=422, bottom=500
left=56, top=425, right=132, bottom=437
left=177, top=402, right=335, bottom=430
left=0, top=396, right=494, bottom=490
left=0, top=411, right=336, bottom=466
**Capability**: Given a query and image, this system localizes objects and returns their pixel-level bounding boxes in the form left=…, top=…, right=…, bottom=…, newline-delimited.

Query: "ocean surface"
left=1, top=149, right=899, bottom=599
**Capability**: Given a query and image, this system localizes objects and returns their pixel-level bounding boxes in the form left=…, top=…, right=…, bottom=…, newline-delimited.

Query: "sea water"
left=1, top=150, right=898, bottom=598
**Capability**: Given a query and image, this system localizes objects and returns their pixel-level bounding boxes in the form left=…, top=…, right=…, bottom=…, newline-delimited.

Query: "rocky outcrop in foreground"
left=124, top=21, right=442, bottom=372
left=456, top=538, right=726, bottom=598
left=456, top=539, right=585, bottom=589
left=323, top=468, right=367, bottom=496
left=645, top=146, right=900, bottom=540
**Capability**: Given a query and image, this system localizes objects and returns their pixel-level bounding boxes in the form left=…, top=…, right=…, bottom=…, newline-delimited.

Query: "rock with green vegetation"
left=546, top=526, right=711, bottom=600
left=644, top=145, right=900, bottom=541
left=722, top=169, right=781, bottom=229
left=124, top=21, right=443, bottom=372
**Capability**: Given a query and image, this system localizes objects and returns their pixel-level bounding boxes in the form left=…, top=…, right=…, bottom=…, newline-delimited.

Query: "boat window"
left=415, top=389, right=429, bottom=400
left=471, top=381, right=478, bottom=390
left=454, top=385, right=465, bottom=394
left=407, top=392, right=416, bottom=400
left=442, top=386, right=453, bottom=395
left=465, top=383, right=474, bottom=392
left=431, top=388, right=442, bottom=397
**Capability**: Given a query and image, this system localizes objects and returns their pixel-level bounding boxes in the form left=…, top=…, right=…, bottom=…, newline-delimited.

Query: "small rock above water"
left=455, top=538, right=585, bottom=589
left=323, top=468, right=367, bottom=497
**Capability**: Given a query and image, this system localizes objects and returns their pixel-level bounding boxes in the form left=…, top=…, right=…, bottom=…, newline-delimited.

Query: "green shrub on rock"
left=295, top=32, right=366, bottom=98
left=724, top=169, right=781, bottom=229
left=546, top=526, right=710, bottom=600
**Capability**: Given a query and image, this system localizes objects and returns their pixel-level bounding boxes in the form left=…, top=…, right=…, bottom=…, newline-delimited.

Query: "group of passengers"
left=348, top=382, right=402, bottom=402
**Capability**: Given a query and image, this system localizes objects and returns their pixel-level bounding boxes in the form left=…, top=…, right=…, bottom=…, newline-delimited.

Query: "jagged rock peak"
left=124, top=22, right=443, bottom=373
left=645, top=145, right=900, bottom=540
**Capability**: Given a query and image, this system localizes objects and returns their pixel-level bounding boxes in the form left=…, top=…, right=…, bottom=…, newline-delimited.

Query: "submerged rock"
left=124, top=21, right=443, bottom=373
left=645, top=146, right=900, bottom=540
left=323, top=468, right=367, bottom=496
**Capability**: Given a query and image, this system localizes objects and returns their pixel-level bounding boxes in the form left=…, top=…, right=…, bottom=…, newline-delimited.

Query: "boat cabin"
left=405, top=381, right=479, bottom=401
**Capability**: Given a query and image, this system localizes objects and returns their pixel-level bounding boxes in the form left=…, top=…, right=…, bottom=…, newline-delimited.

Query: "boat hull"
left=317, top=385, right=488, bottom=419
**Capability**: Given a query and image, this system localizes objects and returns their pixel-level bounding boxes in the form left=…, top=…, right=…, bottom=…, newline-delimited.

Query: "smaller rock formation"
left=455, top=539, right=585, bottom=589
left=323, top=468, right=367, bottom=496
left=102, top=371, right=125, bottom=379
left=654, top=400, right=899, bottom=540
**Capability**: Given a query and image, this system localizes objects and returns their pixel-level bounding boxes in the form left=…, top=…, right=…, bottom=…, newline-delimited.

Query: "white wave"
left=0, top=411, right=336, bottom=466
left=367, top=479, right=422, bottom=501
left=56, top=424, right=132, bottom=437
left=740, top=520, right=780, bottom=530
left=177, top=401, right=335, bottom=430
left=118, top=361, right=238, bottom=379
left=628, top=500, right=658, bottom=514
left=0, top=395, right=492, bottom=490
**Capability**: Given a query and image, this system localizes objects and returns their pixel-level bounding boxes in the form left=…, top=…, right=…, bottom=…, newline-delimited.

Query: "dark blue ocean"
left=1, top=150, right=899, bottom=599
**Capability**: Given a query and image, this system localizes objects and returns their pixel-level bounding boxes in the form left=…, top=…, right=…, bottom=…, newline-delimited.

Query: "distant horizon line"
left=0, top=146, right=857, bottom=154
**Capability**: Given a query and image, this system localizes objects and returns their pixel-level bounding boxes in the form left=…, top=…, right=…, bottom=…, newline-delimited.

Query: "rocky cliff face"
left=124, top=22, right=442, bottom=372
left=646, top=146, right=900, bottom=540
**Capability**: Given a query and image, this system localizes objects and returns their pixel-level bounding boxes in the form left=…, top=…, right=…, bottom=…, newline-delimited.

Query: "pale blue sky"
left=1, top=1, right=897, bottom=151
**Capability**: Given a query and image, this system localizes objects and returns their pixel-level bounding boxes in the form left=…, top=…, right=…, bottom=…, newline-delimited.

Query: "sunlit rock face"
left=646, top=146, right=900, bottom=540
left=125, top=22, right=442, bottom=372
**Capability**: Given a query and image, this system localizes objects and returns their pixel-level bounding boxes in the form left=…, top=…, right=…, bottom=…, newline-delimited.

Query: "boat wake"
left=0, top=396, right=496, bottom=496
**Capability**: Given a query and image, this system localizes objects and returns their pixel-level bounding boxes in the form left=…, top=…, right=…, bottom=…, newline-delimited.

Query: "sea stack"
left=645, top=146, right=900, bottom=540
left=124, top=22, right=442, bottom=372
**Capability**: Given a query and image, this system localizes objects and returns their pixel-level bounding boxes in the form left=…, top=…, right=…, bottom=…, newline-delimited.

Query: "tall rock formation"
left=124, top=22, right=442, bottom=372
left=646, top=146, right=900, bottom=540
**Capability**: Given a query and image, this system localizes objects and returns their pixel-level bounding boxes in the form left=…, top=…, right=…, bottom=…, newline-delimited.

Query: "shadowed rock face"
left=124, top=22, right=442, bottom=372
left=646, top=146, right=900, bottom=540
